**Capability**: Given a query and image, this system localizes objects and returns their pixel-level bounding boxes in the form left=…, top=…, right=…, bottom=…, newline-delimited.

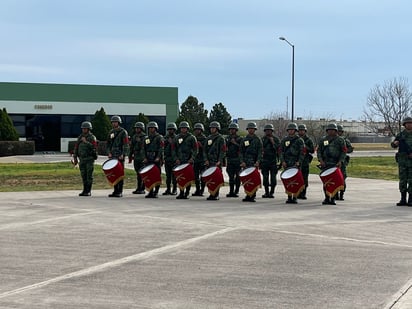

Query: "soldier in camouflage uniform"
left=174, top=121, right=198, bottom=199
left=192, top=123, right=207, bottom=196
left=162, top=122, right=178, bottom=195
left=143, top=121, right=164, bottom=198
left=204, top=121, right=226, bottom=200
left=280, top=123, right=305, bottom=204
left=297, top=124, right=315, bottom=199
left=129, top=122, right=147, bottom=194
left=391, top=117, right=412, bottom=206
left=225, top=122, right=242, bottom=197
left=107, top=115, right=129, bottom=197
left=73, top=121, right=98, bottom=196
left=261, top=124, right=281, bottom=198
left=337, top=124, right=354, bottom=200
left=317, top=123, right=347, bottom=205
left=240, top=122, right=263, bottom=202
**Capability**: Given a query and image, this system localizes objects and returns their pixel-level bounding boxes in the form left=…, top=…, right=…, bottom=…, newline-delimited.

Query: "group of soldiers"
left=73, top=115, right=355, bottom=205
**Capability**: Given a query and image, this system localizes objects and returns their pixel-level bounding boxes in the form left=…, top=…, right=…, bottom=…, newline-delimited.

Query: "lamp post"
left=279, top=36, right=295, bottom=121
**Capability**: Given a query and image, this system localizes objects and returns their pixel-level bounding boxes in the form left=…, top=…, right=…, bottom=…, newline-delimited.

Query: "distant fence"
left=351, top=136, right=393, bottom=143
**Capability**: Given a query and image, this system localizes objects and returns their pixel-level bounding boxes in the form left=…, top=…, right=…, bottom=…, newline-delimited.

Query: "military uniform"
left=174, top=121, right=198, bottom=199
left=261, top=124, right=281, bottom=198
left=280, top=123, right=305, bottom=204
left=73, top=121, right=98, bottom=196
left=317, top=123, right=347, bottom=205
left=143, top=121, right=164, bottom=198
left=240, top=122, right=263, bottom=202
left=225, top=122, right=242, bottom=197
left=391, top=117, right=412, bottom=206
left=162, top=122, right=178, bottom=195
left=192, top=123, right=207, bottom=196
left=204, top=121, right=226, bottom=200
left=298, top=124, right=315, bottom=199
left=337, top=124, right=354, bottom=200
left=107, top=115, right=129, bottom=197
left=129, top=122, right=147, bottom=194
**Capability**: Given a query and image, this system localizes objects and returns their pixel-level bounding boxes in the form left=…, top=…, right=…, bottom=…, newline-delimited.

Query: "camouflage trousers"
left=398, top=160, right=412, bottom=193
left=79, top=159, right=94, bottom=186
left=261, top=163, right=278, bottom=187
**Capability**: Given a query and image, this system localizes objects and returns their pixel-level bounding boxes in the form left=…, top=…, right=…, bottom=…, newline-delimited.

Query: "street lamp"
left=279, top=36, right=295, bottom=121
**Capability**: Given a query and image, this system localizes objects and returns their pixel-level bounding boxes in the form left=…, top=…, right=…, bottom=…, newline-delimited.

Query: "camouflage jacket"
left=173, top=132, right=198, bottom=163
left=163, top=132, right=176, bottom=163
left=74, top=132, right=97, bottom=161
left=204, top=132, right=226, bottom=165
left=301, top=134, right=315, bottom=166
left=194, top=133, right=207, bottom=164
left=144, top=132, right=164, bottom=163
left=225, top=134, right=242, bottom=164
left=129, top=132, right=147, bottom=161
left=240, top=134, right=263, bottom=167
left=391, top=129, right=412, bottom=163
left=261, top=134, right=281, bottom=165
left=317, top=135, right=347, bottom=167
left=107, top=127, right=129, bottom=159
left=280, top=134, right=305, bottom=167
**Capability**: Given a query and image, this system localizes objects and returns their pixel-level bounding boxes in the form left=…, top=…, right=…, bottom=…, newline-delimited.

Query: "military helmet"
left=337, top=124, right=344, bottom=132
left=298, top=124, right=307, bottom=131
left=403, top=117, right=412, bottom=126
left=179, top=121, right=190, bottom=129
left=246, top=122, right=257, bottom=130
left=287, top=122, right=298, bottom=130
left=193, top=123, right=204, bottom=131
left=228, top=122, right=239, bottom=130
left=81, top=121, right=92, bottom=129
left=134, top=122, right=145, bottom=130
left=326, top=123, right=338, bottom=131
left=167, top=122, right=177, bottom=130
left=147, top=121, right=158, bottom=129
left=209, top=121, right=221, bottom=130
left=264, top=124, right=274, bottom=131
left=111, top=115, right=122, bottom=123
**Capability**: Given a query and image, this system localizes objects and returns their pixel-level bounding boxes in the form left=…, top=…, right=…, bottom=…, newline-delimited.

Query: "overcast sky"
left=1, top=0, right=411, bottom=121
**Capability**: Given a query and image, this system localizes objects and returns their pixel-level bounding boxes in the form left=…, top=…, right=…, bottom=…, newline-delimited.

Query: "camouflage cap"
left=147, top=121, right=158, bottom=129
left=228, top=122, right=239, bottom=130
left=264, top=124, right=274, bottom=131
left=403, top=117, right=412, bottom=126
left=193, top=123, right=204, bottom=131
left=298, top=124, right=307, bottom=131
left=287, top=123, right=298, bottom=130
left=81, top=121, right=92, bottom=129
left=246, top=122, right=257, bottom=129
left=134, top=122, right=145, bottom=129
left=326, top=123, right=338, bottom=131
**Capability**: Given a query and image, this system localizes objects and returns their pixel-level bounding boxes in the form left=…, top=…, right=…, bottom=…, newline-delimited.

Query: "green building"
left=0, top=82, right=179, bottom=151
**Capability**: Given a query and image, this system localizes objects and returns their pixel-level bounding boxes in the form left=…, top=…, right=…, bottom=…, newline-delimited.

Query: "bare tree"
left=263, top=111, right=289, bottom=138
left=363, top=77, right=412, bottom=136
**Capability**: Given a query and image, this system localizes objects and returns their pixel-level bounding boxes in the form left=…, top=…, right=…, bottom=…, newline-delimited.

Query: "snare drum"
left=201, top=166, right=224, bottom=195
left=173, top=163, right=195, bottom=190
left=319, top=167, right=344, bottom=197
left=239, top=167, right=261, bottom=197
left=280, top=167, right=305, bottom=197
left=139, top=164, right=161, bottom=191
left=102, top=159, right=124, bottom=186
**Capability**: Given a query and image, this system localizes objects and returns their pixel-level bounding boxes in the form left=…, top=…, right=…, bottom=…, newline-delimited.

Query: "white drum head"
left=281, top=167, right=298, bottom=179
left=202, top=166, right=217, bottom=177
left=139, top=164, right=154, bottom=174
left=173, top=163, right=189, bottom=172
left=102, top=159, right=118, bottom=170
left=320, top=167, right=337, bottom=177
left=239, top=167, right=255, bottom=177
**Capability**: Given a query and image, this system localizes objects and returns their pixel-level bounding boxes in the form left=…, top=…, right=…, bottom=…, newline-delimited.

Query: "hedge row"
left=0, top=141, right=35, bottom=157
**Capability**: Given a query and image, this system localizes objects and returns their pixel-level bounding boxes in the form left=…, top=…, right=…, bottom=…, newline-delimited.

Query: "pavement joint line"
left=0, top=226, right=238, bottom=300
left=384, top=277, right=412, bottom=308
left=271, top=229, right=412, bottom=249
left=0, top=211, right=101, bottom=231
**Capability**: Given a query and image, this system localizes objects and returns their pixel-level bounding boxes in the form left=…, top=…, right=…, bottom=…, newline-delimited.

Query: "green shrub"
left=0, top=141, right=35, bottom=157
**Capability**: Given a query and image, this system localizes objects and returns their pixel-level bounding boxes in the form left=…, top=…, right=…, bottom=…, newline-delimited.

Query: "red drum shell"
left=239, top=167, right=261, bottom=197
left=139, top=164, right=161, bottom=191
left=280, top=167, right=305, bottom=197
left=102, top=159, right=124, bottom=186
left=319, top=167, right=344, bottom=197
left=173, top=163, right=195, bottom=190
left=201, top=166, right=224, bottom=195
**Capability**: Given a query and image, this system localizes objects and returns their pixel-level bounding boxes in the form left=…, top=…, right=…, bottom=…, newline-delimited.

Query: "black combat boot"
left=262, top=186, right=270, bottom=198
left=171, top=183, right=177, bottom=195
left=397, top=192, right=407, bottom=206
left=286, top=195, right=297, bottom=204
left=85, top=184, right=92, bottom=196
left=339, top=190, right=345, bottom=201
left=192, top=180, right=201, bottom=196
left=184, top=186, right=191, bottom=199
left=79, top=184, right=87, bottom=196
left=176, top=190, right=185, bottom=199
left=162, top=185, right=171, bottom=195
left=226, top=183, right=236, bottom=197
left=298, top=188, right=307, bottom=200
left=242, top=195, right=252, bottom=202
left=269, top=186, right=275, bottom=198
left=407, top=193, right=412, bottom=207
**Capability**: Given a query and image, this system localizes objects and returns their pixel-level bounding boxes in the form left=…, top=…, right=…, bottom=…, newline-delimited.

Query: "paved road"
left=1, top=153, right=412, bottom=308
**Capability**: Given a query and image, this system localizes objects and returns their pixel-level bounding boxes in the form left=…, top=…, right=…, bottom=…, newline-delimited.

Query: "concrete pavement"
left=1, top=152, right=412, bottom=308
